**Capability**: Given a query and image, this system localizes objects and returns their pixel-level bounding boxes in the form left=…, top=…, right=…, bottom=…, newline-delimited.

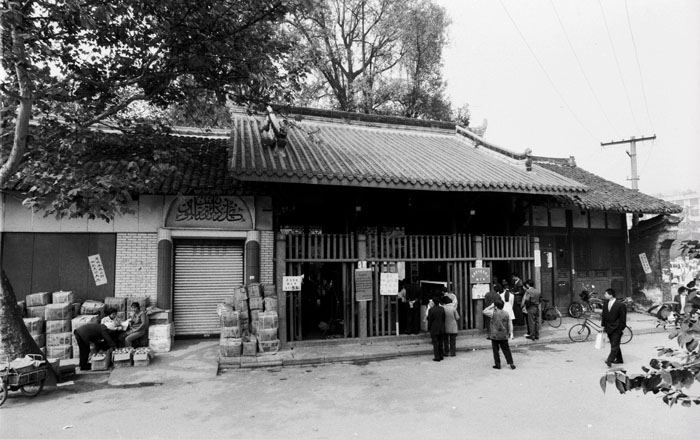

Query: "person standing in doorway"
left=427, top=295, right=446, bottom=362
left=524, top=279, right=541, bottom=340
left=442, top=295, right=460, bottom=357
left=489, top=299, right=516, bottom=370
left=602, top=288, right=626, bottom=367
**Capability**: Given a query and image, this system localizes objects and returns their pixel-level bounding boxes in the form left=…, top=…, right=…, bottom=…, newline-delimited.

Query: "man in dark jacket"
left=427, top=295, right=446, bottom=362
left=74, top=323, right=117, bottom=371
left=601, top=288, right=627, bottom=367
left=489, top=299, right=516, bottom=370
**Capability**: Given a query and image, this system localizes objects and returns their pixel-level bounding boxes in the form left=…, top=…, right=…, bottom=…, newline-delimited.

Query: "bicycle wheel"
left=568, top=323, right=590, bottom=342
left=544, top=307, right=562, bottom=328
left=621, top=326, right=633, bottom=344
left=568, top=302, right=584, bottom=318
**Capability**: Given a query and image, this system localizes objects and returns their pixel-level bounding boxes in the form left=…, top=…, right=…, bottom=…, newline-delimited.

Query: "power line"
left=597, top=0, right=640, bottom=132
left=624, top=0, right=655, bottom=133
left=549, top=0, right=618, bottom=137
left=498, top=0, right=599, bottom=144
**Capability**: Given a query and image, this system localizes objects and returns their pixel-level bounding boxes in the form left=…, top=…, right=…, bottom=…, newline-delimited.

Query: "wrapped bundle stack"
left=261, top=283, right=276, bottom=298
left=247, top=283, right=263, bottom=312
left=23, top=317, right=44, bottom=336
left=52, top=290, right=75, bottom=304
left=255, top=311, right=279, bottom=355
left=242, top=334, right=258, bottom=356
left=26, top=292, right=51, bottom=320
left=219, top=308, right=242, bottom=357
left=263, top=296, right=278, bottom=312
left=80, top=300, right=106, bottom=319
left=45, top=302, right=74, bottom=359
left=148, top=323, right=174, bottom=353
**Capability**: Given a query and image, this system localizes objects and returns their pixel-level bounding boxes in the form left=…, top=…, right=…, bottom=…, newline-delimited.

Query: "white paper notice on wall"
left=380, top=272, right=399, bottom=295
left=639, top=253, right=652, bottom=274
left=534, top=250, right=541, bottom=267
left=283, top=275, right=303, bottom=291
left=88, top=254, right=108, bottom=286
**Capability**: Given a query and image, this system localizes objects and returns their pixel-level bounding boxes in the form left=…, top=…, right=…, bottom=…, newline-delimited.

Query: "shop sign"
left=469, top=266, right=491, bottom=284
left=166, top=196, right=253, bottom=229
left=355, top=268, right=373, bottom=301
left=88, top=254, right=108, bottom=286
left=534, top=249, right=541, bottom=267
left=380, top=272, right=399, bottom=295
left=283, top=275, right=303, bottom=292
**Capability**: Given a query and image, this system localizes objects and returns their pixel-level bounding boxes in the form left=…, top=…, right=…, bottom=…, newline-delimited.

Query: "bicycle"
left=568, top=290, right=603, bottom=318
left=540, top=299, right=562, bottom=328
left=568, top=317, right=633, bottom=344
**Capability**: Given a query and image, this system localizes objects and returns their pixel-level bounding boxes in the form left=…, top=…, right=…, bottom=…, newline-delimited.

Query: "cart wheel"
left=0, top=381, right=7, bottom=406
left=20, top=379, right=44, bottom=397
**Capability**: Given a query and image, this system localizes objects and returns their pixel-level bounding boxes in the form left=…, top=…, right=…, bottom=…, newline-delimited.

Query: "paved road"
left=2, top=332, right=697, bottom=439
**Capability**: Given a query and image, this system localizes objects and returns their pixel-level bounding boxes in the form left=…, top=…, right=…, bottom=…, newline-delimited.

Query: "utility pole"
left=601, top=135, right=656, bottom=191
left=601, top=135, right=656, bottom=228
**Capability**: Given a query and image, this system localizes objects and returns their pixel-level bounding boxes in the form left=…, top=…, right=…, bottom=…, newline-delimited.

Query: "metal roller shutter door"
left=174, top=241, right=244, bottom=336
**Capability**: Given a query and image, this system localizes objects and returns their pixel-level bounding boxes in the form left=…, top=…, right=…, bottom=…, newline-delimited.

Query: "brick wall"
left=260, top=230, right=275, bottom=284
left=115, top=233, right=158, bottom=305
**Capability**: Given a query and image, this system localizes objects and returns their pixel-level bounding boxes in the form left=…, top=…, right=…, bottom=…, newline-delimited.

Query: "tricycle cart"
left=0, top=354, right=48, bottom=406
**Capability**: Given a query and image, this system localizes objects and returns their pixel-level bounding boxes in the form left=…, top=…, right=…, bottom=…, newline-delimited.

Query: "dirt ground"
left=1, top=332, right=698, bottom=439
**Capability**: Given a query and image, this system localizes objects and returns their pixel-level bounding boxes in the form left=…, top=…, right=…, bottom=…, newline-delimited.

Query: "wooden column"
left=474, top=235, right=484, bottom=331
left=275, top=233, right=288, bottom=348
left=532, top=236, right=542, bottom=325
left=357, top=234, right=368, bottom=340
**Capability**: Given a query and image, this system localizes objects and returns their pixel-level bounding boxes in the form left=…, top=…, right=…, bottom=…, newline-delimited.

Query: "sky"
left=436, top=0, right=699, bottom=196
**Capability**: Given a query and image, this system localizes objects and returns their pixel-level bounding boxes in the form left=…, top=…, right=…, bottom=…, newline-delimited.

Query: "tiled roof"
left=229, top=114, right=587, bottom=194
left=537, top=161, right=683, bottom=215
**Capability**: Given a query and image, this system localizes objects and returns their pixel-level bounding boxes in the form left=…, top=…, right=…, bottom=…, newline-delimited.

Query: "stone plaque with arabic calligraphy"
left=166, top=196, right=253, bottom=229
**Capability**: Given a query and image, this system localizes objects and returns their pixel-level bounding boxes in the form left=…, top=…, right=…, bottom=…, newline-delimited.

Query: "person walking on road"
left=524, top=279, right=541, bottom=340
left=442, top=295, right=460, bottom=357
left=489, top=299, right=516, bottom=370
left=427, top=295, right=446, bottom=362
left=601, top=288, right=627, bottom=367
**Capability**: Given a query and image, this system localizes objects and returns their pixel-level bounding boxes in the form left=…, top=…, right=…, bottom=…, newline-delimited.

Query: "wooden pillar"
left=357, top=234, right=368, bottom=340
left=624, top=216, right=632, bottom=297
left=532, top=236, right=542, bottom=325
left=275, top=232, right=288, bottom=348
left=474, top=235, right=484, bottom=330
left=156, top=228, right=173, bottom=310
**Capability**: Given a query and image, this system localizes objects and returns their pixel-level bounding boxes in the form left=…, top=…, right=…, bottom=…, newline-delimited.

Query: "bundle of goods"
left=133, top=347, right=153, bottom=367
left=219, top=337, right=242, bottom=357
left=26, top=292, right=51, bottom=320
left=148, top=323, right=174, bottom=353
left=242, top=334, right=258, bottom=356
left=52, top=290, right=75, bottom=304
left=112, top=347, right=134, bottom=368
left=263, top=296, right=278, bottom=312
left=45, top=302, right=73, bottom=320
left=81, top=300, right=106, bottom=318
left=46, top=331, right=73, bottom=360
left=217, top=303, right=234, bottom=316
left=254, top=311, right=279, bottom=355
left=261, top=283, right=276, bottom=298
left=149, top=310, right=172, bottom=325
left=247, top=283, right=263, bottom=311
left=90, top=348, right=113, bottom=371
left=24, top=317, right=46, bottom=352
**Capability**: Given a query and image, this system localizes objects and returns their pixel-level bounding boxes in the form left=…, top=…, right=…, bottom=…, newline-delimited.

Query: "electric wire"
left=597, top=0, right=640, bottom=132
left=498, top=0, right=599, bottom=145
left=550, top=0, right=618, bottom=140
left=624, top=0, right=656, bottom=178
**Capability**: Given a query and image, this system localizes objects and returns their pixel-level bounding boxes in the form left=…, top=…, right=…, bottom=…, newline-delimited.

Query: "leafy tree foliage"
left=0, top=0, right=311, bottom=362
left=601, top=309, right=700, bottom=407
left=288, top=0, right=453, bottom=121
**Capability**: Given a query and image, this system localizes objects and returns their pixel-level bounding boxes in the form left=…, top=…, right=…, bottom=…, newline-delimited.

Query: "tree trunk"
left=0, top=269, right=42, bottom=362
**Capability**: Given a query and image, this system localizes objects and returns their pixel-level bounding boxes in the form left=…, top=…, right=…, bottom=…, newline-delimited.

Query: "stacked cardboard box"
left=45, top=302, right=74, bottom=359
left=148, top=323, right=174, bottom=353
left=218, top=307, right=242, bottom=357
